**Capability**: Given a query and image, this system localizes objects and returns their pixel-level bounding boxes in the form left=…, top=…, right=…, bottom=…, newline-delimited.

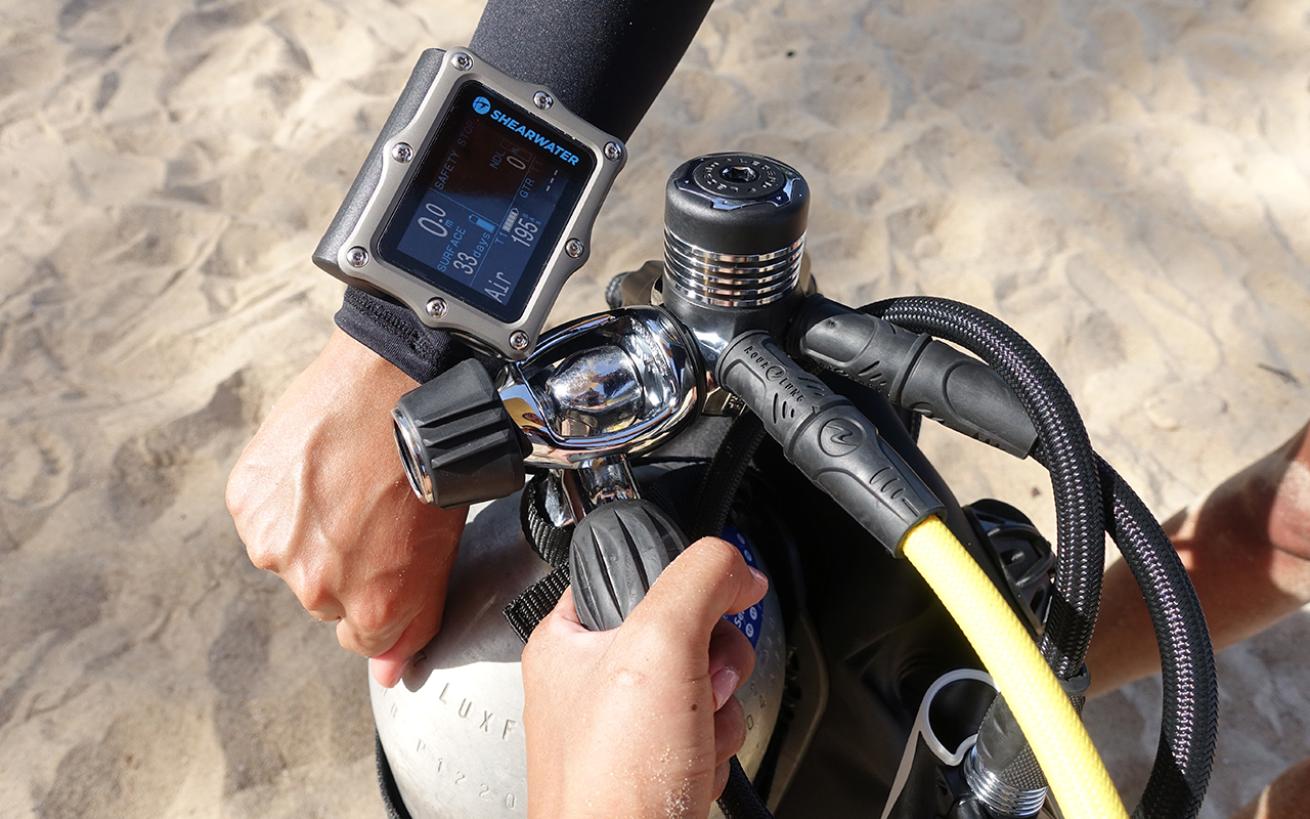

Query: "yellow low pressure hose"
left=901, top=516, right=1128, bottom=819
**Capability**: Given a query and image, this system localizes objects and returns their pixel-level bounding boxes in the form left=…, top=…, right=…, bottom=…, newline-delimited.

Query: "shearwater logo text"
left=482, top=107, right=581, bottom=166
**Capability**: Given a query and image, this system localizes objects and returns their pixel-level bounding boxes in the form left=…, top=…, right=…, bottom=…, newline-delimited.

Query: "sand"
left=1, top=0, right=1308, bottom=816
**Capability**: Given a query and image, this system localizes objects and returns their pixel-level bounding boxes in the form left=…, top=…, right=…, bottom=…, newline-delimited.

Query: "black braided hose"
left=868, top=296, right=1215, bottom=818
left=868, top=297, right=1104, bottom=678
left=1090, top=454, right=1217, bottom=819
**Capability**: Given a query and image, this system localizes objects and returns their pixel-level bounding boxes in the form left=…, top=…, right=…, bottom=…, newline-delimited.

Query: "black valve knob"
left=569, top=500, right=687, bottom=631
left=392, top=359, right=527, bottom=508
left=664, top=152, right=809, bottom=257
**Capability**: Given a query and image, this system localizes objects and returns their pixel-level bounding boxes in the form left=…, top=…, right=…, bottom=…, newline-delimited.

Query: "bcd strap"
left=503, top=564, right=571, bottom=644
left=503, top=475, right=575, bottom=643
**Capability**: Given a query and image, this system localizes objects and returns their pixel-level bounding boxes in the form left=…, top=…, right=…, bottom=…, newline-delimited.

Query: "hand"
left=226, top=328, right=466, bottom=687
left=521, top=537, right=769, bottom=819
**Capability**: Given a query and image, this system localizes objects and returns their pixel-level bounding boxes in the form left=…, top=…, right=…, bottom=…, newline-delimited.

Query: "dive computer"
left=314, top=48, right=626, bottom=359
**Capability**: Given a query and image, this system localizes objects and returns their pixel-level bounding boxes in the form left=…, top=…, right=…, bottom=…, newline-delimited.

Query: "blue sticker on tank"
left=721, top=525, right=764, bottom=648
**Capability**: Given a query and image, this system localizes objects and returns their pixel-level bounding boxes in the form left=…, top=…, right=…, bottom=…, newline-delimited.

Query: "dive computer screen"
left=377, top=81, right=597, bottom=323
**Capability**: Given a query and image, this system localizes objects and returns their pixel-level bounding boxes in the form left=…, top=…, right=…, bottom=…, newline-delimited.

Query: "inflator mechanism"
left=794, top=297, right=1039, bottom=458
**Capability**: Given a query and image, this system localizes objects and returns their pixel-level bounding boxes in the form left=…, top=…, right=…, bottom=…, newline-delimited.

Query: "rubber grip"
left=312, top=49, right=445, bottom=286
left=796, top=299, right=1038, bottom=458
left=569, top=499, right=687, bottom=631
left=716, top=333, right=943, bottom=553
left=392, top=359, right=526, bottom=509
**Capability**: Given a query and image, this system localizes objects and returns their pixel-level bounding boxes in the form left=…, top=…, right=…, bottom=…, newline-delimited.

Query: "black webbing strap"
left=503, top=475, right=575, bottom=643
left=520, top=473, right=573, bottom=566
left=503, top=565, right=570, bottom=643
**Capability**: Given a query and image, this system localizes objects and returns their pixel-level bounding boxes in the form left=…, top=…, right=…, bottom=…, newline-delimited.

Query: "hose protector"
left=716, top=332, right=943, bottom=552
left=869, top=297, right=1102, bottom=679
left=796, top=299, right=1037, bottom=457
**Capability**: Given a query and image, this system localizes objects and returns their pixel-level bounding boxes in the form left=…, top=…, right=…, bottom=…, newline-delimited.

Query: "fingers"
left=368, top=596, right=447, bottom=688
left=285, top=563, right=346, bottom=622
left=336, top=606, right=408, bottom=658
left=710, top=625, right=750, bottom=770
left=624, top=537, right=768, bottom=644
left=526, top=588, right=590, bottom=650
left=708, top=620, right=756, bottom=710
left=713, top=697, right=747, bottom=766
left=712, top=761, right=730, bottom=800
left=548, top=586, right=586, bottom=629
left=524, top=588, right=595, bottom=663
left=523, top=588, right=611, bottom=692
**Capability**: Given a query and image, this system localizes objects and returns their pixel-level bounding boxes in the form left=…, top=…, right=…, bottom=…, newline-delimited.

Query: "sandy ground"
left=2, top=0, right=1308, bottom=816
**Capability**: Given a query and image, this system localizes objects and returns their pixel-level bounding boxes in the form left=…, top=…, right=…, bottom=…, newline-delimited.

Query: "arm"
left=226, top=328, right=465, bottom=687
left=230, top=0, right=715, bottom=683
left=1086, top=422, right=1310, bottom=697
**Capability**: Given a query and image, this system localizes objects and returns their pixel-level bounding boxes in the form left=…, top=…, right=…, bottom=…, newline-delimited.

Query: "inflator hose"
left=871, top=297, right=1216, bottom=819
left=901, top=517, right=1128, bottom=819
left=867, top=297, right=1103, bottom=680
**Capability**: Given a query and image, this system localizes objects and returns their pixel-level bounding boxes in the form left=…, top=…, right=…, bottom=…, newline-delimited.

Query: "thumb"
left=622, top=537, right=768, bottom=645
left=369, top=597, right=445, bottom=688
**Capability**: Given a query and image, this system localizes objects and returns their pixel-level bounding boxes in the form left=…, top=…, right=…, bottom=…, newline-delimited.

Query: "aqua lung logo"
left=478, top=99, right=582, bottom=166
left=819, top=419, right=863, bottom=457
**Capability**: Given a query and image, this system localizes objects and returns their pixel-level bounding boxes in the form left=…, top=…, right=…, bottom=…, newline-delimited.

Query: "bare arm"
left=1086, top=423, right=1310, bottom=697
left=226, top=328, right=467, bottom=687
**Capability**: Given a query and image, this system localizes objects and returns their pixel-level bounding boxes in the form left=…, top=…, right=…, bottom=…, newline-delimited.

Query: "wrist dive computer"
left=314, top=48, right=626, bottom=359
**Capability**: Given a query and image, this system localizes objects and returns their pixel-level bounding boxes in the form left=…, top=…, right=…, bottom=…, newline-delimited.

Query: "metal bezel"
left=334, top=48, right=626, bottom=360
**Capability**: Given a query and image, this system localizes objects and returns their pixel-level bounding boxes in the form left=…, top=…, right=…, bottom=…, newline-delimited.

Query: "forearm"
left=1086, top=423, right=1310, bottom=697
left=334, top=0, right=713, bottom=377
left=229, top=326, right=468, bottom=686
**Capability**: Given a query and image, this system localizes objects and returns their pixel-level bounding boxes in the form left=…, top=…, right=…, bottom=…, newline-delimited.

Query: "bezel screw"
left=346, top=246, right=369, bottom=267
left=565, top=238, right=585, bottom=258
left=391, top=142, right=414, bottom=163
left=604, top=141, right=623, bottom=161
left=425, top=297, right=447, bottom=318
left=533, top=90, right=554, bottom=110
left=452, top=52, right=473, bottom=71
left=509, top=330, right=530, bottom=351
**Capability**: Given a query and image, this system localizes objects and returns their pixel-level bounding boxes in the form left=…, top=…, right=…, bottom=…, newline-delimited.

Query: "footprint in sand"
left=0, top=425, right=74, bottom=510
left=108, top=370, right=258, bottom=529
left=37, top=703, right=201, bottom=819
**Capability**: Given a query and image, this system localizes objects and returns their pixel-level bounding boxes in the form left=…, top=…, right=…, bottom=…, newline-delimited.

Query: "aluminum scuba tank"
left=370, top=490, right=787, bottom=818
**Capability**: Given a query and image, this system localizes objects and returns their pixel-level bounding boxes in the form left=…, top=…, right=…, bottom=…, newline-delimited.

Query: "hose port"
left=663, top=152, right=809, bottom=310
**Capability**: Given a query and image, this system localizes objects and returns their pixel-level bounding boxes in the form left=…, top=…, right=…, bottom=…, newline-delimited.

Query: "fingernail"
left=749, top=566, right=768, bottom=589
left=370, top=658, right=408, bottom=689
left=711, top=666, right=740, bottom=711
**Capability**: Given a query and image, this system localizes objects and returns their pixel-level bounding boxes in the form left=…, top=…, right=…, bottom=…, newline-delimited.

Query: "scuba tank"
left=368, top=150, right=1218, bottom=819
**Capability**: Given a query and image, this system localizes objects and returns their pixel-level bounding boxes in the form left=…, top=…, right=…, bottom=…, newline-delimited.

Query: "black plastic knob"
left=392, top=359, right=527, bottom=508
left=570, top=500, right=688, bottom=631
left=664, top=152, right=809, bottom=256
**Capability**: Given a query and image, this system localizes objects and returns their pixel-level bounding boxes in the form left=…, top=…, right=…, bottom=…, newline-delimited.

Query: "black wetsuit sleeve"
left=334, top=0, right=714, bottom=382
left=334, top=287, right=473, bottom=383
